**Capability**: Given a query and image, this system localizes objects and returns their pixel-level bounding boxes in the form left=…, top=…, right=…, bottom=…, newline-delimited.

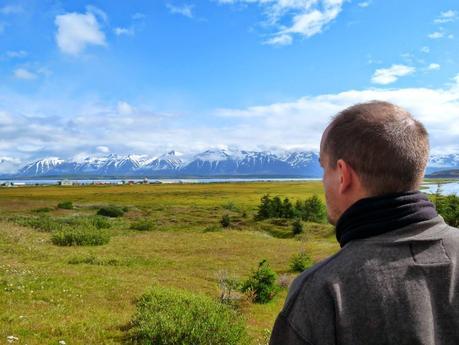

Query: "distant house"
left=59, top=179, right=73, bottom=186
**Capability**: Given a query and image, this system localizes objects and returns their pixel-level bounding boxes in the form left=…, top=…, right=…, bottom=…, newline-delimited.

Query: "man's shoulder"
left=283, top=217, right=459, bottom=316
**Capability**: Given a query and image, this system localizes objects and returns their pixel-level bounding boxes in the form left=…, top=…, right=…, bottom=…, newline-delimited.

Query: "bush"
left=16, top=215, right=63, bottom=232
left=51, top=226, right=110, bottom=246
left=221, top=214, right=231, bottom=228
left=433, top=190, right=459, bottom=228
left=89, top=215, right=112, bottom=229
left=290, top=252, right=314, bottom=272
left=241, top=259, right=278, bottom=304
left=57, top=201, right=73, bottom=209
left=97, top=205, right=125, bottom=218
left=127, top=287, right=249, bottom=345
left=292, top=218, right=303, bottom=235
left=298, top=195, right=327, bottom=223
left=131, top=219, right=155, bottom=231
left=255, top=194, right=327, bottom=223
left=32, top=207, right=53, bottom=213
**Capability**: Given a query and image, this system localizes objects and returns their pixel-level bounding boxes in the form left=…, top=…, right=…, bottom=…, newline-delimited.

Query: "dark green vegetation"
left=431, top=188, right=459, bottom=227
left=97, top=205, right=126, bottom=217
left=0, top=181, right=339, bottom=344
left=241, top=259, right=278, bottom=304
left=127, top=287, right=249, bottom=345
left=57, top=201, right=74, bottom=209
left=289, top=252, right=314, bottom=272
left=256, top=194, right=327, bottom=223
left=51, top=226, right=111, bottom=246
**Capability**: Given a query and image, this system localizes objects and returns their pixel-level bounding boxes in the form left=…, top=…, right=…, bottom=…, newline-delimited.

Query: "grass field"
left=0, top=181, right=338, bottom=344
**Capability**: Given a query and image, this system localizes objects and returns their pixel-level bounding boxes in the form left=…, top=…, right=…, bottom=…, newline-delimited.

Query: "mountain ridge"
left=4, top=150, right=459, bottom=179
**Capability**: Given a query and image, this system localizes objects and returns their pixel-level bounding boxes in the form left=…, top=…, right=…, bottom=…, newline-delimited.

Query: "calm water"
left=422, top=182, right=459, bottom=195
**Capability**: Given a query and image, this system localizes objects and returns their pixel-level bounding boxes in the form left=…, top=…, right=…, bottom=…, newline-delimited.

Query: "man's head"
left=320, top=101, right=430, bottom=225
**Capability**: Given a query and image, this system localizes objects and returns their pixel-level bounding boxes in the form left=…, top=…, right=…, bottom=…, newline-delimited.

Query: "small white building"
left=59, top=179, right=74, bottom=186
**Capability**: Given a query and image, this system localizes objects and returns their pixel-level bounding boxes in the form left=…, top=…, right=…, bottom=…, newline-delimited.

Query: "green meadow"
left=0, top=181, right=339, bottom=344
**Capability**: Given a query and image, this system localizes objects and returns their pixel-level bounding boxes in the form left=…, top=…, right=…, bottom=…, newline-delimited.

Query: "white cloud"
left=263, top=34, right=293, bottom=46
left=14, top=68, right=37, bottom=80
left=358, top=1, right=371, bottom=8
left=371, top=64, right=415, bottom=85
left=114, top=27, right=134, bottom=36
left=434, top=10, right=457, bottom=24
left=218, top=0, right=345, bottom=45
left=6, top=50, right=27, bottom=58
left=55, top=11, right=106, bottom=55
left=427, top=63, right=440, bottom=71
left=166, top=3, right=194, bottom=18
left=428, top=31, right=444, bottom=39
left=420, top=46, right=430, bottom=53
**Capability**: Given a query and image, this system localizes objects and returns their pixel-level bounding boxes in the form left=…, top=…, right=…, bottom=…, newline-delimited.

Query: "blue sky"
left=0, top=0, right=459, bottom=171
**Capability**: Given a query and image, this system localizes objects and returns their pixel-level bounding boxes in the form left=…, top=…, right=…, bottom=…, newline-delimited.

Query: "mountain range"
left=2, top=150, right=459, bottom=179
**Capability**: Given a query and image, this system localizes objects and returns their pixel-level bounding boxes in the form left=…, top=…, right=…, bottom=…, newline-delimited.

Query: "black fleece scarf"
left=335, top=191, right=438, bottom=248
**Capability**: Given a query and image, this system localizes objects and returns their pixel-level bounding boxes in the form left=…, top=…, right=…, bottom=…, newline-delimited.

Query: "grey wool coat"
left=270, top=216, right=459, bottom=345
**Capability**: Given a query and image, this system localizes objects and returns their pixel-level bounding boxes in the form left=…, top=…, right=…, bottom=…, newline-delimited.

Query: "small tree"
left=256, top=194, right=272, bottom=220
left=289, top=252, right=314, bottom=272
left=221, top=214, right=231, bottom=228
left=271, top=196, right=283, bottom=218
left=241, top=259, right=278, bottom=304
left=301, top=195, right=327, bottom=223
left=292, top=218, right=303, bottom=235
left=282, top=198, right=295, bottom=218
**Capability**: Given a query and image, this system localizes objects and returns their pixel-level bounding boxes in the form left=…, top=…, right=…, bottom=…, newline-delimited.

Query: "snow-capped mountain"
left=8, top=151, right=459, bottom=178
left=18, top=157, right=66, bottom=176
left=141, top=151, right=184, bottom=171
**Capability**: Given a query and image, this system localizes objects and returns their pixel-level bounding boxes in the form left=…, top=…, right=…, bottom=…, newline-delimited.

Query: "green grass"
left=0, top=181, right=338, bottom=344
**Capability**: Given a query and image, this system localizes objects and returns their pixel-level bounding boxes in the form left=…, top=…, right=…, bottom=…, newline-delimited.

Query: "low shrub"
left=97, top=205, right=125, bottom=218
left=433, top=192, right=459, bottom=228
left=241, top=259, right=278, bottom=304
left=89, top=215, right=112, bottom=229
left=292, top=218, right=304, bottom=235
left=127, top=287, right=249, bottom=345
left=51, top=226, right=110, bottom=246
left=32, top=207, right=53, bottom=213
left=15, top=215, right=63, bottom=232
left=290, top=252, right=314, bottom=272
left=57, top=201, right=73, bottom=210
left=221, top=214, right=231, bottom=228
left=222, top=201, right=240, bottom=212
left=130, top=219, right=155, bottom=231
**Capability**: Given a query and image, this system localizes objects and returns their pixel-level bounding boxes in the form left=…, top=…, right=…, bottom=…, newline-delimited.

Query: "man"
left=270, top=101, right=459, bottom=345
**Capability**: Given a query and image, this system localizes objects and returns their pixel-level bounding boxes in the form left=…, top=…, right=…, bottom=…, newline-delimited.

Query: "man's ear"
left=336, top=159, right=353, bottom=194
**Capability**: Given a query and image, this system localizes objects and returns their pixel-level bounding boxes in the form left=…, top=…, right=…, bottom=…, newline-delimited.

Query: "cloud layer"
left=1, top=75, right=459, bottom=172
